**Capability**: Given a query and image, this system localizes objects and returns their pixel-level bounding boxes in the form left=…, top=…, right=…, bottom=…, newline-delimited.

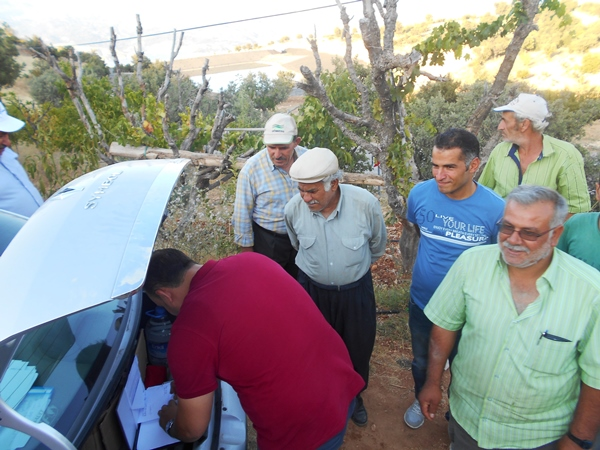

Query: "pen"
left=539, top=330, right=571, bottom=343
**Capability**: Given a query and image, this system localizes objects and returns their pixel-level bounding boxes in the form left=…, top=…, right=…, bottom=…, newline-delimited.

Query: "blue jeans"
left=409, top=298, right=460, bottom=397
left=317, top=398, right=356, bottom=450
left=409, top=298, right=433, bottom=396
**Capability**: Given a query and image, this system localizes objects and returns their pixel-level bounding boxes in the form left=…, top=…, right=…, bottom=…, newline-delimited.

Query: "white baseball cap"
left=0, top=101, right=25, bottom=133
left=263, top=113, right=297, bottom=145
left=493, top=93, right=549, bottom=123
left=289, top=147, right=340, bottom=183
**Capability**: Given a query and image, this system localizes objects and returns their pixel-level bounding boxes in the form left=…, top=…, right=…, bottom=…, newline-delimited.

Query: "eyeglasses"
left=497, top=221, right=559, bottom=242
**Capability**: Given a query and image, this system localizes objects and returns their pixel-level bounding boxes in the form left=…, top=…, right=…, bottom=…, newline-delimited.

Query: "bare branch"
left=31, top=41, right=114, bottom=165
left=306, top=29, right=322, bottom=79
left=379, top=0, right=396, bottom=54
left=205, top=92, right=235, bottom=154
left=467, top=0, right=540, bottom=135
left=336, top=0, right=373, bottom=122
left=157, top=29, right=185, bottom=102
left=161, top=93, right=180, bottom=157
left=135, top=14, right=147, bottom=124
left=110, top=27, right=137, bottom=127
left=418, top=70, right=449, bottom=82
left=298, top=66, right=372, bottom=129
left=179, top=59, right=211, bottom=152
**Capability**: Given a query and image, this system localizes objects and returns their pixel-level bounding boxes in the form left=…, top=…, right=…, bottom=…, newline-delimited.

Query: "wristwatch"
left=164, top=418, right=175, bottom=437
left=567, top=431, right=593, bottom=449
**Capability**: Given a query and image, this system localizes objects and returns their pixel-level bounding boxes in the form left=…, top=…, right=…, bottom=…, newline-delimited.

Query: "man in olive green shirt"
left=420, top=185, right=600, bottom=449
left=479, top=93, right=590, bottom=216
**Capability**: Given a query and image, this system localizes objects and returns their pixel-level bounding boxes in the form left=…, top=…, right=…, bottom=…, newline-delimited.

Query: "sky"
left=2, top=0, right=504, bottom=63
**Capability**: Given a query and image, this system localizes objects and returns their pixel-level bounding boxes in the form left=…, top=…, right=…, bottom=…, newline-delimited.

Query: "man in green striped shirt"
left=419, top=185, right=600, bottom=449
left=479, top=93, right=590, bottom=217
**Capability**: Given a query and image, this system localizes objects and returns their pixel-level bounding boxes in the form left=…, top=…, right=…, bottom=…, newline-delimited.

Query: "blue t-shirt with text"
left=407, top=179, right=505, bottom=310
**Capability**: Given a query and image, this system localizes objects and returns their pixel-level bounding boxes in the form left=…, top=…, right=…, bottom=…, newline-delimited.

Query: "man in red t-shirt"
left=144, top=249, right=364, bottom=450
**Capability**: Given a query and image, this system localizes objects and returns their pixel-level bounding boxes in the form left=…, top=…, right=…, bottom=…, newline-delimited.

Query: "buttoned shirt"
left=0, top=148, right=43, bottom=217
left=479, top=135, right=591, bottom=213
left=284, top=184, right=387, bottom=286
left=425, top=245, right=600, bottom=448
left=232, top=146, right=306, bottom=247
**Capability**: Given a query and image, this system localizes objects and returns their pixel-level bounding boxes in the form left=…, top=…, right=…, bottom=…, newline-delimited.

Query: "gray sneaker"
left=404, top=399, right=425, bottom=429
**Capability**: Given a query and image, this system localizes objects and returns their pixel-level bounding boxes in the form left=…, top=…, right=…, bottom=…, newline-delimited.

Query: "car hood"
left=0, top=159, right=190, bottom=345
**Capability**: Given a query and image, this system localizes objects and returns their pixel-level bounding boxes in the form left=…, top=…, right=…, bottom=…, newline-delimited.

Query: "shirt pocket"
left=523, top=334, right=576, bottom=375
left=298, top=235, right=317, bottom=250
left=340, top=236, right=368, bottom=268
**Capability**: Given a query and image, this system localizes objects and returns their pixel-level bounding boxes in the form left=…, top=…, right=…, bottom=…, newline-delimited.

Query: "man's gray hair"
left=514, top=112, right=550, bottom=134
left=506, top=185, right=568, bottom=228
left=322, top=170, right=344, bottom=191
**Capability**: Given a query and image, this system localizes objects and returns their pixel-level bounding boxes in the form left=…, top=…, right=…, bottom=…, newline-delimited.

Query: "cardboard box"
left=116, top=332, right=178, bottom=450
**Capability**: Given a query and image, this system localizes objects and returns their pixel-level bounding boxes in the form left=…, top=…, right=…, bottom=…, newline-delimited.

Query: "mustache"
left=501, top=241, right=530, bottom=254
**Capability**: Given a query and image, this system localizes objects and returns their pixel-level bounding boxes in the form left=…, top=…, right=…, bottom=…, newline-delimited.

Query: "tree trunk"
left=398, top=218, right=419, bottom=274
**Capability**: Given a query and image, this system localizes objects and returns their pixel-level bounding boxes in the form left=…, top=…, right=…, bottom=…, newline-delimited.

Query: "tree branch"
left=110, top=27, right=137, bottom=127
left=135, top=14, right=147, bottom=124
left=204, top=92, right=235, bottom=154
left=180, top=59, right=210, bottom=152
left=467, top=0, right=540, bottom=135
left=157, top=29, right=184, bottom=103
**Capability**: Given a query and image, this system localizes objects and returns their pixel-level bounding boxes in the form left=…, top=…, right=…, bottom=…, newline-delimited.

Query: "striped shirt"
left=425, top=245, right=600, bottom=448
left=232, top=147, right=306, bottom=247
left=479, top=135, right=591, bottom=213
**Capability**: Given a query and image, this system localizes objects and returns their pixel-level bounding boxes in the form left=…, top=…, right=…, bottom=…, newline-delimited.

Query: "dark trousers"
left=298, top=269, right=376, bottom=388
left=251, top=221, right=298, bottom=278
left=448, top=413, right=559, bottom=450
left=409, top=298, right=460, bottom=396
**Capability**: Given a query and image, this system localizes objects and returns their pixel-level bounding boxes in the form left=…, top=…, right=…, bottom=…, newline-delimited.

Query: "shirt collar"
left=504, top=134, right=553, bottom=160
left=494, top=245, right=559, bottom=291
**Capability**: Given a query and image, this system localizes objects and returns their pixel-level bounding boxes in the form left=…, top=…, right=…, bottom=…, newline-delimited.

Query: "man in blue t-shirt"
left=404, top=128, right=505, bottom=429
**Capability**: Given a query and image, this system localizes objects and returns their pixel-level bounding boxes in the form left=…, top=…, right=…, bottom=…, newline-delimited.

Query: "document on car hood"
left=117, top=355, right=178, bottom=449
left=0, top=360, right=38, bottom=409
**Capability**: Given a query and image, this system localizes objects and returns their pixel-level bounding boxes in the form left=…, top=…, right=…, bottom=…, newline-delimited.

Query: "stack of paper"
left=0, top=360, right=54, bottom=449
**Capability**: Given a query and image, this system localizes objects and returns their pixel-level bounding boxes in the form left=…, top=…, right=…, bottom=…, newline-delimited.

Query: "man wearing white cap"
left=0, top=100, right=43, bottom=216
left=284, top=147, right=387, bottom=427
left=232, top=113, right=306, bottom=277
left=479, top=93, right=590, bottom=217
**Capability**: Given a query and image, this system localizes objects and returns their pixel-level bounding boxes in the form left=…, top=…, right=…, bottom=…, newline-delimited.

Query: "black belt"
left=252, top=221, right=288, bottom=239
left=305, top=269, right=370, bottom=292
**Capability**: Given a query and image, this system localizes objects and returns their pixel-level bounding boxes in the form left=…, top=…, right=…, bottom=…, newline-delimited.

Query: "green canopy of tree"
left=0, top=25, right=23, bottom=88
left=222, top=71, right=295, bottom=127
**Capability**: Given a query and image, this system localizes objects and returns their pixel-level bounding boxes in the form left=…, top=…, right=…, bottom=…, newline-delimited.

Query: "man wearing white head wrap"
left=284, top=147, right=387, bottom=428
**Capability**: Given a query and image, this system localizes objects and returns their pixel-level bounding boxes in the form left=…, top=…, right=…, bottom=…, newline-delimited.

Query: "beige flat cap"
left=289, top=147, right=339, bottom=183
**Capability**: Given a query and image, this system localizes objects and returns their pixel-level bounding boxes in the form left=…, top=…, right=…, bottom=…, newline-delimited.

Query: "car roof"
left=0, top=159, right=189, bottom=345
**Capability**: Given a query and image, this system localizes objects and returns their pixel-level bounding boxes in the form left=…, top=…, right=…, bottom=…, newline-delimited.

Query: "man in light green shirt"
left=479, top=93, right=590, bottom=216
left=419, top=185, right=600, bottom=449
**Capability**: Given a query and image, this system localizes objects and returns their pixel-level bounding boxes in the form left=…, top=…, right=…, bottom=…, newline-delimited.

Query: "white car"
left=0, top=159, right=246, bottom=450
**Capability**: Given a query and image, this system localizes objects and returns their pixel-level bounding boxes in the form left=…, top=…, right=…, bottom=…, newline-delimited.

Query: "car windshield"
left=0, top=299, right=127, bottom=449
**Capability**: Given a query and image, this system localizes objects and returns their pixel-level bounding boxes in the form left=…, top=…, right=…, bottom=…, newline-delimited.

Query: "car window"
left=0, top=299, right=127, bottom=449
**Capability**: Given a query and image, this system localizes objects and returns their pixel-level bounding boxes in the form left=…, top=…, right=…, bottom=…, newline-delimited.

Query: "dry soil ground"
left=339, top=224, right=452, bottom=450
